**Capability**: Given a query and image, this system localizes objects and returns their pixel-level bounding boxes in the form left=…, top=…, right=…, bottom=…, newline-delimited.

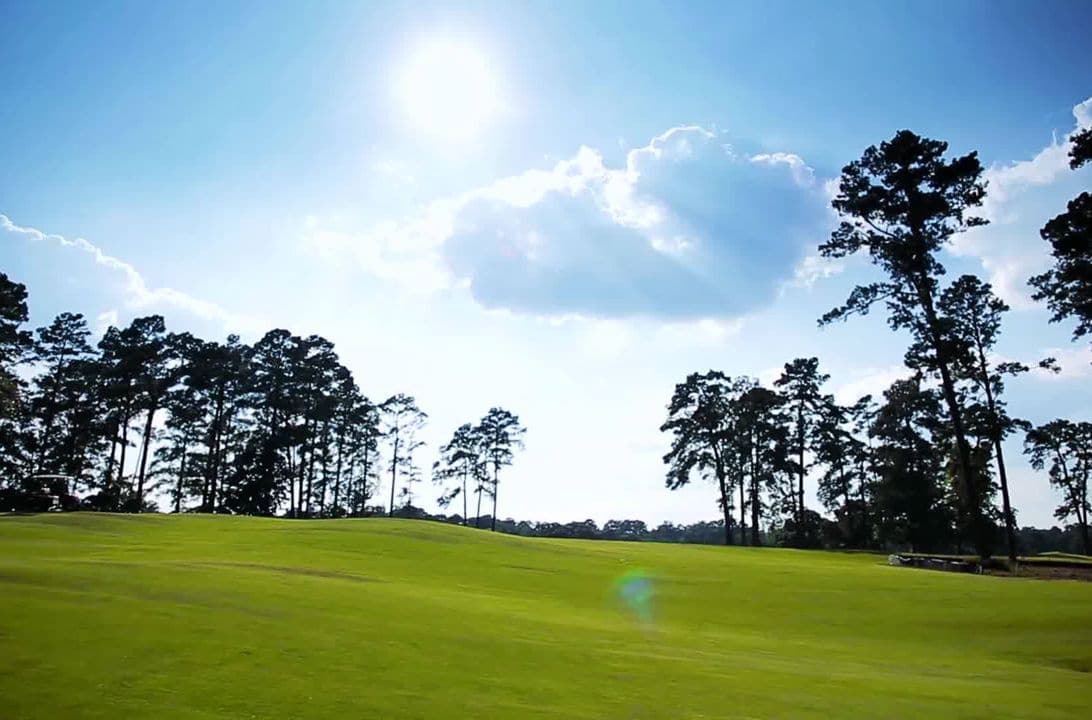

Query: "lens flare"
left=614, top=568, right=655, bottom=625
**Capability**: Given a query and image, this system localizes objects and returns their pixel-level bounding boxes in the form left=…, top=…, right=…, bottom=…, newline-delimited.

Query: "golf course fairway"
left=1, top=513, right=1090, bottom=719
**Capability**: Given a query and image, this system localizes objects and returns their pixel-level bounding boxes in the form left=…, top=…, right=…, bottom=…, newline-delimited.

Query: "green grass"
left=2, top=514, right=1091, bottom=719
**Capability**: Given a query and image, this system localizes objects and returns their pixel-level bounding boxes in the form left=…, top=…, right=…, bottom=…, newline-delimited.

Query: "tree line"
left=662, top=126, right=1092, bottom=561
left=0, top=298, right=525, bottom=526
left=1, top=124, right=1088, bottom=561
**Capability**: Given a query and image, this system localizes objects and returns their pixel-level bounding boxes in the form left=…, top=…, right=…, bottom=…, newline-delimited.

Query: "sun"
left=396, top=41, right=499, bottom=141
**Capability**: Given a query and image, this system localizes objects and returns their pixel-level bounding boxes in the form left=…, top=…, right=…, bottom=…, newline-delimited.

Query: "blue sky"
left=2, top=0, right=1091, bottom=526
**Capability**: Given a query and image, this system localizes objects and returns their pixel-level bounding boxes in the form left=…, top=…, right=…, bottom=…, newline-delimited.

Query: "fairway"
left=2, top=514, right=1090, bottom=719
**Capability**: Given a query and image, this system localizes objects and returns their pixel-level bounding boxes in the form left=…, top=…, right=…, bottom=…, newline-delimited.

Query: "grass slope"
left=2, top=514, right=1090, bottom=719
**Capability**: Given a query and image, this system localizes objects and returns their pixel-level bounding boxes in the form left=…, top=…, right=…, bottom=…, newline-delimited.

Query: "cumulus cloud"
left=308, top=127, right=828, bottom=319
left=1, top=214, right=260, bottom=333
left=949, top=95, right=1092, bottom=308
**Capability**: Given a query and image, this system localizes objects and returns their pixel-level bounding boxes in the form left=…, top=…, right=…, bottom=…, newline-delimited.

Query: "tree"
left=870, top=376, right=954, bottom=552
left=96, top=316, right=169, bottom=510
left=380, top=394, right=426, bottom=516
left=819, top=130, right=992, bottom=558
left=1025, top=420, right=1091, bottom=554
left=433, top=423, right=485, bottom=525
left=1028, top=123, right=1092, bottom=342
left=660, top=371, right=747, bottom=545
left=1071, top=127, right=1092, bottom=169
left=940, top=275, right=1026, bottom=566
left=28, top=313, right=94, bottom=473
left=346, top=396, right=381, bottom=516
left=477, top=407, right=526, bottom=532
left=736, top=385, right=787, bottom=547
left=813, top=398, right=871, bottom=547
left=0, top=273, right=32, bottom=485
left=1030, top=191, right=1092, bottom=340
left=774, top=357, right=830, bottom=544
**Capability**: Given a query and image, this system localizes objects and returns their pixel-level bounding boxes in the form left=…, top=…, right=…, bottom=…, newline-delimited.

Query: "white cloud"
left=1031, top=346, right=1092, bottom=381
left=1, top=214, right=261, bottom=333
left=784, top=253, right=845, bottom=292
left=948, top=95, right=1092, bottom=308
left=94, top=309, right=119, bottom=339
left=832, top=365, right=911, bottom=405
left=750, top=152, right=816, bottom=188
left=307, top=126, right=827, bottom=320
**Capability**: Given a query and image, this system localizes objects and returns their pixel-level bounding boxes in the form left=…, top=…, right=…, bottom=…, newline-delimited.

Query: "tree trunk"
left=490, top=463, right=499, bottom=532
left=346, top=454, right=357, bottom=516
left=116, top=407, right=131, bottom=507
left=710, top=443, right=732, bottom=546
left=331, top=427, right=344, bottom=515
left=738, top=457, right=747, bottom=546
left=205, top=393, right=224, bottom=513
left=305, top=421, right=320, bottom=517
left=135, top=403, right=158, bottom=510
left=797, top=406, right=806, bottom=544
left=750, top=434, right=761, bottom=547
left=175, top=448, right=187, bottom=513
left=916, top=282, right=986, bottom=558
left=389, top=435, right=400, bottom=517
left=104, top=417, right=119, bottom=494
left=461, top=467, right=468, bottom=526
left=475, top=483, right=483, bottom=529
left=858, top=460, right=870, bottom=548
left=971, top=330, right=1018, bottom=569
left=360, top=443, right=372, bottom=514
left=1081, top=467, right=1090, bottom=555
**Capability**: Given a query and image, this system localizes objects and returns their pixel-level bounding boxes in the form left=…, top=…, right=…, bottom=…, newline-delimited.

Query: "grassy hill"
left=1, top=514, right=1090, bottom=719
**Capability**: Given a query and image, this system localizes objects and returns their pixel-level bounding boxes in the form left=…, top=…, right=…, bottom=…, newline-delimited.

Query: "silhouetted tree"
left=940, top=275, right=1028, bottom=566
left=477, top=407, right=525, bottom=532
left=661, top=371, right=746, bottom=545
left=1025, top=420, right=1091, bottom=554
left=737, top=385, right=786, bottom=546
left=774, top=357, right=830, bottom=544
left=380, top=394, right=427, bottom=516
left=27, top=313, right=93, bottom=475
left=0, top=273, right=32, bottom=483
left=819, top=130, right=991, bottom=558
left=870, top=376, right=954, bottom=551
left=1029, top=133, right=1092, bottom=343
left=433, top=422, right=485, bottom=525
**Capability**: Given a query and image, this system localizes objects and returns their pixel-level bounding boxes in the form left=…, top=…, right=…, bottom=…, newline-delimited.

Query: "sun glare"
left=396, top=41, right=499, bottom=141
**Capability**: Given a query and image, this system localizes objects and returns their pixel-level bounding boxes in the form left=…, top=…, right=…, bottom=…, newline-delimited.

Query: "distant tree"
left=661, top=371, right=747, bottom=545
left=819, top=130, right=992, bottom=558
left=603, top=519, right=648, bottom=541
left=380, top=394, right=427, bottom=517
left=1024, top=420, right=1091, bottom=554
left=433, top=423, right=485, bottom=525
left=774, top=357, right=830, bottom=544
left=477, top=407, right=525, bottom=532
